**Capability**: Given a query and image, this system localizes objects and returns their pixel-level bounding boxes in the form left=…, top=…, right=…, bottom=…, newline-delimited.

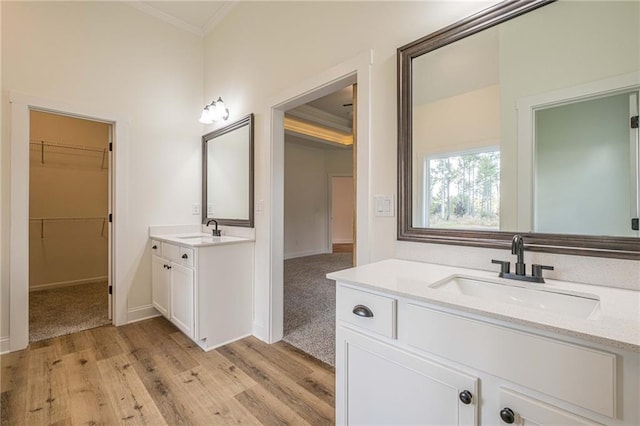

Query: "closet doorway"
left=28, top=110, right=112, bottom=343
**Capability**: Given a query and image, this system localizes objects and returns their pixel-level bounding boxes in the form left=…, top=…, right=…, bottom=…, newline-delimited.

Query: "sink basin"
left=177, top=235, right=246, bottom=245
left=430, top=275, right=600, bottom=319
left=175, top=234, right=208, bottom=239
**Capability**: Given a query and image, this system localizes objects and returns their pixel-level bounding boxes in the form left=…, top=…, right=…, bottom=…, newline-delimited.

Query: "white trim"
left=0, top=337, right=10, bottom=355
left=258, top=50, right=373, bottom=344
left=127, top=305, right=162, bottom=324
left=29, top=276, right=108, bottom=292
left=202, top=2, right=238, bottom=36
left=284, top=249, right=330, bottom=261
left=332, top=239, right=354, bottom=244
left=126, top=2, right=204, bottom=37
left=516, top=72, right=640, bottom=231
left=287, top=104, right=353, bottom=133
left=9, top=91, right=129, bottom=352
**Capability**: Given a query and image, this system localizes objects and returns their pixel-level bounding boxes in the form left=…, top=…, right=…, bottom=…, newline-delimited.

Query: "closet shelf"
left=29, top=216, right=109, bottom=238
left=30, top=139, right=109, bottom=169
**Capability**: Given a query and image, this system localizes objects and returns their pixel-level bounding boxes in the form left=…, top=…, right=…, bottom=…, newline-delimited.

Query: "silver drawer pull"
left=352, top=305, right=374, bottom=318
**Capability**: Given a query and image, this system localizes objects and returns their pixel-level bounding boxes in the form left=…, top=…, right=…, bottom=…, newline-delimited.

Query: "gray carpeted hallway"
left=29, top=281, right=111, bottom=342
left=283, top=252, right=353, bottom=366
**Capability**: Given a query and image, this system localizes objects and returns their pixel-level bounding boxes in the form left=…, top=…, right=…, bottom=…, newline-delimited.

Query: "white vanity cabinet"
left=335, top=282, right=640, bottom=426
left=336, top=285, right=478, bottom=425
left=151, top=239, right=196, bottom=338
left=151, top=253, right=171, bottom=317
left=338, top=327, right=478, bottom=425
left=150, top=238, right=253, bottom=351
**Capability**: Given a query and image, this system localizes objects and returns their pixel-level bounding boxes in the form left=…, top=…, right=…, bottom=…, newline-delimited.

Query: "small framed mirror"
left=202, top=113, right=254, bottom=227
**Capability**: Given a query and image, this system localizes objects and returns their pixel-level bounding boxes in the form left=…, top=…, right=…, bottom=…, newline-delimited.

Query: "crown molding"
left=126, top=1, right=204, bottom=36
left=287, top=104, right=352, bottom=134
left=203, top=2, right=238, bottom=35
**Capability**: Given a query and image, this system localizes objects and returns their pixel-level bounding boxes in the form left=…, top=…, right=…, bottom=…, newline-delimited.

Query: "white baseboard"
left=284, top=248, right=329, bottom=260
left=252, top=321, right=270, bottom=343
left=201, top=333, right=253, bottom=352
left=0, top=336, right=10, bottom=354
left=30, top=276, right=108, bottom=292
left=127, top=305, right=161, bottom=323
left=332, top=239, right=353, bottom=244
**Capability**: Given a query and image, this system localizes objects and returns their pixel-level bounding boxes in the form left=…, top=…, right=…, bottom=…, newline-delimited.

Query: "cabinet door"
left=498, top=388, right=601, bottom=426
left=170, top=263, right=195, bottom=338
left=336, top=327, right=478, bottom=426
left=151, top=255, right=170, bottom=317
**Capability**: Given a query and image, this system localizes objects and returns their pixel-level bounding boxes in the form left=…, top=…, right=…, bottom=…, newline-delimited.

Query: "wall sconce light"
left=199, top=97, right=230, bottom=124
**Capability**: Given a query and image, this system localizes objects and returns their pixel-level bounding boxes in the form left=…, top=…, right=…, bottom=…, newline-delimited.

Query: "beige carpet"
left=29, top=281, right=111, bottom=343
left=283, top=252, right=353, bottom=366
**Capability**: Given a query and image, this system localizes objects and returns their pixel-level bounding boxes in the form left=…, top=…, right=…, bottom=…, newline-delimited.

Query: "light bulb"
left=212, top=98, right=229, bottom=121
left=199, top=106, right=213, bottom=124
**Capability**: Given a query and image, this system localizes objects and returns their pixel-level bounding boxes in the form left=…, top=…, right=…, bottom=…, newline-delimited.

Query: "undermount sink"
left=430, top=275, right=600, bottom=319
left=175, top=234, right=208, bottom=239
left=177, top=235, right=245, bottom=244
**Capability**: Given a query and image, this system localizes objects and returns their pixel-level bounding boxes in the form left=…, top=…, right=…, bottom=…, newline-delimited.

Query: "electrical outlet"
left=192, top=203, right=200, bottom=215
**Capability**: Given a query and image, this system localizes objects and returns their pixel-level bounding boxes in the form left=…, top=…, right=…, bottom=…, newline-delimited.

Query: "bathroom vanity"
left=329, top=259, right=640, bottom=426
left=149, top=231, right=254, bottom=351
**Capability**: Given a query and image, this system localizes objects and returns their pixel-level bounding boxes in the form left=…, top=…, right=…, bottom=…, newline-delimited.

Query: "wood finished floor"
left=1, top=317, right=335, bottom=425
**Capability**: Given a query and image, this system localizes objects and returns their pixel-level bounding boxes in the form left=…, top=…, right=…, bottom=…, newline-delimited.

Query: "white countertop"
left=328, top=259, right=640, bottom=352
left=150, top=232, right=254, bottom=247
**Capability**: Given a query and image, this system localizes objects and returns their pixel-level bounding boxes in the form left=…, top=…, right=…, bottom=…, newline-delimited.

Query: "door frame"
left=257, top=50, right=372, bottom=344
left=9, top=92, right=128, bottom=351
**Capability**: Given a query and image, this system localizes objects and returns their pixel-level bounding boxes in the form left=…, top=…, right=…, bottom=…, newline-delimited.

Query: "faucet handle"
left=532, top=264, right=554, bottom=279
left=491, top=259, right=511, bottom=275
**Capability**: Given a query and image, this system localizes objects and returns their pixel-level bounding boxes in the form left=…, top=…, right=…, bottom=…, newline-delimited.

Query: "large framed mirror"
left=398, top=0, right=639, bottom=259
left=202, top=113, right=254, bottom=227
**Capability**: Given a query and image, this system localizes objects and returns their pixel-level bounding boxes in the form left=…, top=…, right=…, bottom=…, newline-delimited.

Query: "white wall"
left=284, top=141, right=352, bottom=259
left=1, top=1, right=203, bottom=344
left=332, top=176, right=355, bottom=244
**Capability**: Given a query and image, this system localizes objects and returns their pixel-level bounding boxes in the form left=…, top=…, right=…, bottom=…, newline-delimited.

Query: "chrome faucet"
left=206, top=219, right=221, bottom=237
left=491, top=234, right=554, bottom=283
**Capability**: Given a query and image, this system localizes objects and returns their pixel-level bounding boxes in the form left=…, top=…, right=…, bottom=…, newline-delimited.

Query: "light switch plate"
left=374, top=195, right=394, bottom=217
left=192, top=203, right=200, bottom=215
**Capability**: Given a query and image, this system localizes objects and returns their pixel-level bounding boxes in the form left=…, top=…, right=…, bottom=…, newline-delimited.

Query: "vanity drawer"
left=151, top=239, right=162, bottom=257
left=337, top=285, right=396, bottom=339
left=179, top=247, right=194, bottom=267
left=162, top=242, right=179, bottom=262
left=406, top=304, right=616, bottom=418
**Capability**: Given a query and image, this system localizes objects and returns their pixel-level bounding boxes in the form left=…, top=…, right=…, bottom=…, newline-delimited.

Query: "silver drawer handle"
left=352, top=305, right=374, bottom=318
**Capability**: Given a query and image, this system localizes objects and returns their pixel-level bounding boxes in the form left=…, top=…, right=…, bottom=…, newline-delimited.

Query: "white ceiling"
left=128, top=1, right=236, bottom=36
left=307, top=86, right=354, bottom=122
